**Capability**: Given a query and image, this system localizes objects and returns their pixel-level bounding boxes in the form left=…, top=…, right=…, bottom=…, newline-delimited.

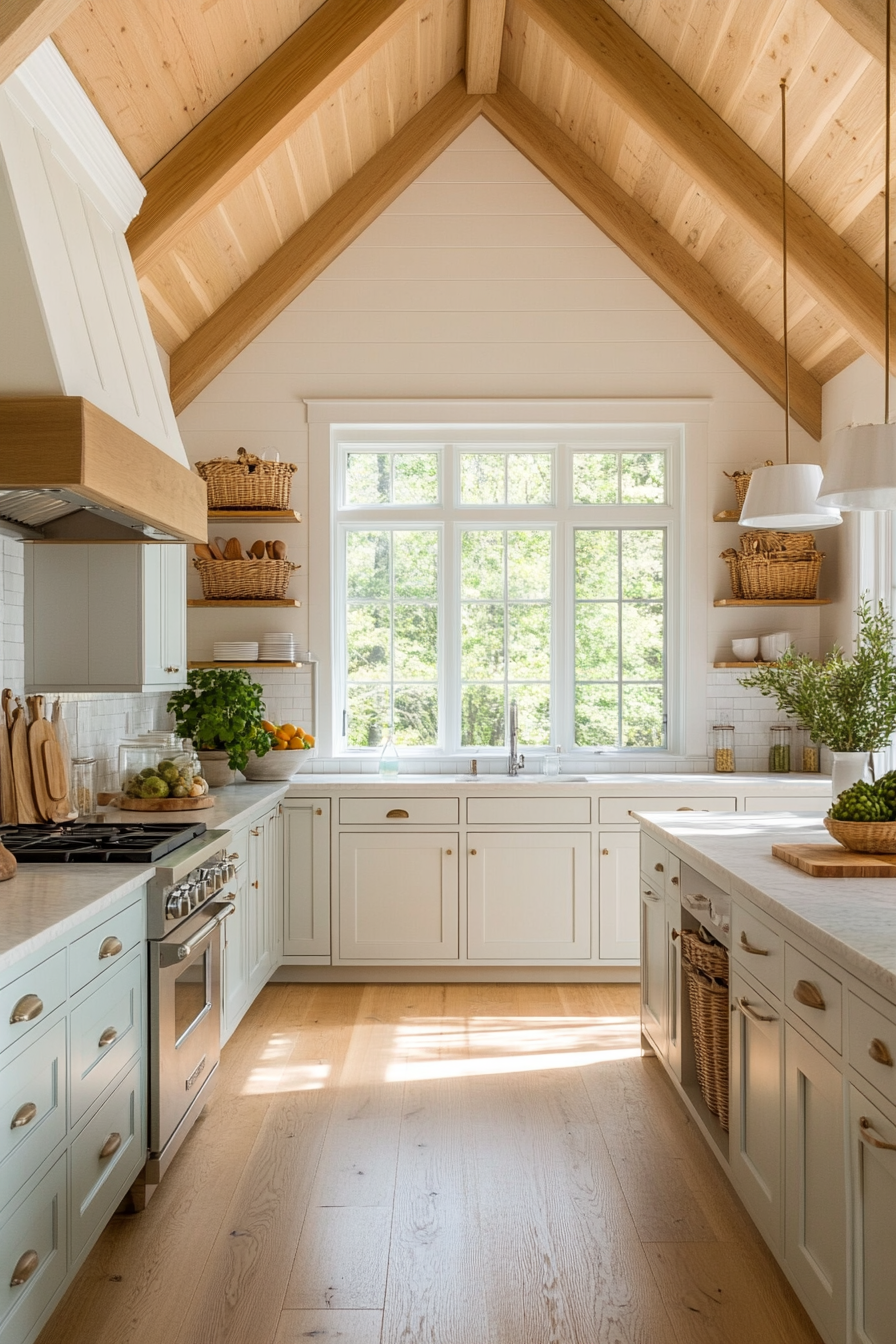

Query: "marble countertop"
left=98, top=781, right=289, bottom=831
left=285, top=772, right=832, bottom=793
left=636, top=810, right=896, bottom=1001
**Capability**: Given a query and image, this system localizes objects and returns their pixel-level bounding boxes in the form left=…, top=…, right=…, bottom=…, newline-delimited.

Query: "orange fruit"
left=303, top=733, right=315, bottom=747
left=261, top=719, right=277, bottom=733
left=293, top=726, right=306, bottom=738
left=271, top=739, right=287, bottom=751
left=275, top=727, right=291, bottom=741
left=287, top=735, right=304, bottom=749
left=281, top=723, right=297, bottom=740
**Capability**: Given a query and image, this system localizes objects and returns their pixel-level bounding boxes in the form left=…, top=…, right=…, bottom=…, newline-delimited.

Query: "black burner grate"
left=0, top=821, right=207, bottom=863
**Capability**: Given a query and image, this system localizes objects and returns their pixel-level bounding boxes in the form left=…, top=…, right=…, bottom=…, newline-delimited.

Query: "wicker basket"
left=193, top=557, right=299, bottom=601
left=739, top=530, right=815, bottom=554
left=677, top=928, right=729, bottom=978
left=737, top=550, right=823, bottom=601
left=724, top=469, right=753, bottom=511
left=824, top=816, right=896, bottom=854
left=683, top=960, right=730, bottom=1130
left=720, top=549, right=745, bottom=599
left=195, top=447, right=297, bottom=511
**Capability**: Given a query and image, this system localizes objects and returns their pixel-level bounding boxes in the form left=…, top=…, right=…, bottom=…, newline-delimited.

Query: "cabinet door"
left=666, top=903, right=683, bottom=1080
left=599, top=832, right=639, bottom=959
left=283, top=800, right=330, bottom=957
left=143, top=544, right=186, bottom=687
left=467, top=832, right=590, bottom=960
left=784, top=1023, right=846, bottom=1342
left=729, top=968, right=783, bottom=1251
left=640, top=885, right=666, bottom=1055
left=849, top=1084, right=896, bottom=1344
left=339, top=832, right=458, bottom=960
left=247, top=819, right=271, bottom=992
left=222, top=866, right=249, bottom=1043
left=87, top=544, right=141, bottom=687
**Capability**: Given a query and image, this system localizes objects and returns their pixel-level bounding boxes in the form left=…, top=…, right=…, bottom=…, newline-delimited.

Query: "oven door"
left=149, top=900, right=234, bottom=1155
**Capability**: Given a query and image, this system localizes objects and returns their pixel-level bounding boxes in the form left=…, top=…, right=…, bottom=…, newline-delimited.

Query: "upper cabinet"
left=25, top=543, right=186, bottom=692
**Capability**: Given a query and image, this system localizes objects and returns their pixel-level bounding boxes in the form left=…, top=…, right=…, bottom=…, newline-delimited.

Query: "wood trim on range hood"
left=0, top=397, right=206, bottom=543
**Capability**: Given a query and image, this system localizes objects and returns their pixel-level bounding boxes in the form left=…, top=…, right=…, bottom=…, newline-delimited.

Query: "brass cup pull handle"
left=859, top=1116, right=896, bottom=1151
left=654, top=862, right=664, bottom=872
left=793, top=979, right=826, bottom=1011
left=671, top=928, right=680, bottom=941
left=99, top=936, right=123, bottom=960
left=98, top=1026, right=118, bottom=1049
left=737, top=996, right=778, bottom=1024
left=386, top=809, right=409, bottom=819
left=10, top=993, right=43, bottom=1024
left=10, top=1249, right=39, bottom=1287
left=869, top=1037, right=894, bottom=1067
left=99, top=1132, right=122, bottom=1159
left=677, top=807, right=694, bottom=811
left=10, top=1102, right=37, bottom=1130
left=740, top=930, right=769, bottom=956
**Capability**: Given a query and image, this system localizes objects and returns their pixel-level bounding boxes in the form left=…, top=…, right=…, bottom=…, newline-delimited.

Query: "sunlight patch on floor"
left=242, top=1059, right=331, bottom=1095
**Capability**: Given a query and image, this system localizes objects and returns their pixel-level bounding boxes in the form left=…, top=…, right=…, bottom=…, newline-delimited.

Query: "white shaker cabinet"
left=222, top=862, right=250, bottom=1042
left=25, top=542, right=186, bottom=693
left=848, top=1085, right=896, bottom=1344
left=339, top=832, right=458, bottom=960
left=639, top=879, right=667, bottom=1055
left=598, top=831, right=640, bottom=960
left=729, top=966, right=783, bottom=1252
left=282, top=799, right=330, bottom=959
left=466, top=831, right=591, bottom=960
left=247, top=815, right=275, bottom=994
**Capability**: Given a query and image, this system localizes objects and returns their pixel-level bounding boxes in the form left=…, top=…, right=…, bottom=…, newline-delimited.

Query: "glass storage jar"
left=712, top=724, right=736, bottom=773
left=119, top=733, right=194, bottom=799
left=71, top=757, right=97, bottom=817
left=769, top=725, right=792, bottom=772
left=796, top=728, right=820, bottom=773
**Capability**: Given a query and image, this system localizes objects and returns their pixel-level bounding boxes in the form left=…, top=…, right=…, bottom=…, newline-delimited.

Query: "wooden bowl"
left=824, top=816, right=896, bottom=854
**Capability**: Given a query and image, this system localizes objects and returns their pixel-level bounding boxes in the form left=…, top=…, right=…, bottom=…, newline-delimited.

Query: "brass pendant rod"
left=780, top=78, right=791, bottom=465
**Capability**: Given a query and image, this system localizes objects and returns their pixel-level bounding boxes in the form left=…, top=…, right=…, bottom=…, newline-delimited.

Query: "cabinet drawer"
left=0, top=1020, right=66, bottom=1212
left=466, top=797, right=590, bottom=825
left=70, top=1058, right=143, bottom=1262
left=784, top=944, right=842, bottom=1053
left=70, top=953, right=143, bottom=1125
left=69, top=900, right=143, bottom=995
left=0, top=1152, right=67, bottom=1344
left=732, top=904, right=783, bottom=999
left=742, top=795, right=828, bottom=813
left=848, top=990, right=896, bottom=1110
left=1, top=951, right=66, bottom=1058
left=229, top=823, right=249, bottom=871
left=600, top=796, right=736, bottom=822
left=640, top=833, right=669, bottom=884
left=340, top=797, right=459, bottom=825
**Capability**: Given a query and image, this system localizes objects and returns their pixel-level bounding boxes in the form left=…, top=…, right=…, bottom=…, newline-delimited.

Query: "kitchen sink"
left=457, top=774, right=590, bottom=783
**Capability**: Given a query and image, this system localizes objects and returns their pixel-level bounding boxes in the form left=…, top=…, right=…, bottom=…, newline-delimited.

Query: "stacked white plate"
left=258, top=632, right=296, bottom=662
left=214, top=641, right=259, bottom=662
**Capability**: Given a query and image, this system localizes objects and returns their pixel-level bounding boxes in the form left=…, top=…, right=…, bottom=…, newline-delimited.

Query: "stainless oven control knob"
left=189, top=881, right=207, bottom=907
left=166, top=888, right=190, bottom=919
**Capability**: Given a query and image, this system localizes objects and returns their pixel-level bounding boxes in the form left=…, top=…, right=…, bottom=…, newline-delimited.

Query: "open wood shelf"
left=188, top=599, right=301, bottom=607
left=713, top=660, right=779, bottom=668
left=713, top=511, right=742, bottom=522
left=188, top=660, right=303, bottom=669
left=713, top=598, right=830, bottom=606
left=207, top=510, right=302, bottom=522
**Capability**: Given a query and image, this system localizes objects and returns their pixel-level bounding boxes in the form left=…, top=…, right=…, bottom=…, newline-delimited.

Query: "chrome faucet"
left=508, top=700, right=525, bottom=776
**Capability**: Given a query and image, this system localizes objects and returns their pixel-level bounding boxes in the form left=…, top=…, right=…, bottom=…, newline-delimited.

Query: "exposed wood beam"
left=127, top=0, right=424, bottom=276
left=0, top=0, right=81, bottom=84
left=519, top=0, right=894, bottom=374
left=483, top=78, right=822, bottom=438
left=466, top=0, right=508, bottom=94
left=815, top=0, right=883, bottom=63
left=169, top=76, right=483, bottom=414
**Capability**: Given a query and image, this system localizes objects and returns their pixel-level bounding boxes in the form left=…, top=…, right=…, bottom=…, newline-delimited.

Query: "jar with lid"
left=795, top=727, right=820, bottom=773
left=712, top=724, right=735, bottom=773
left=769, top=725, right=791, bottom=772
left=119, top=732, right=194, bottom=799
left=71, top=757, right=97, bottom=817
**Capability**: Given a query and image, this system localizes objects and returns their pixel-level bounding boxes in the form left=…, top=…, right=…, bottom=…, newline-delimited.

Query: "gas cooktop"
left=0, top=820, right=208, bottom=863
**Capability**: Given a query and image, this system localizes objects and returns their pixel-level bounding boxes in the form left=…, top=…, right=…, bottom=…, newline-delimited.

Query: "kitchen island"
left=636, top=809, right=896, bottom=1344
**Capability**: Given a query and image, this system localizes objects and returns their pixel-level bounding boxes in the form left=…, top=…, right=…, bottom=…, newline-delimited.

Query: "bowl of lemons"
left=243, top=720, right=317, bottom=779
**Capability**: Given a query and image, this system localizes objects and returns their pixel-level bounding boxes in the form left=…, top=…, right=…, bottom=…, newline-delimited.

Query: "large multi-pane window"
left=337, top=434, right=677, bottom=753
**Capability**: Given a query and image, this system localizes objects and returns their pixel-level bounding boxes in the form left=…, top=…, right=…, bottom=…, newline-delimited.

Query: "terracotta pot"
left=196, top=750, right=239, bottom=788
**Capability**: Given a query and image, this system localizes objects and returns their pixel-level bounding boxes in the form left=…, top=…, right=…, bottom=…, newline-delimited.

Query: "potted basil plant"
left=738, top=597, right=896, bottom=796
left=167, top=668, right=272, bottom=786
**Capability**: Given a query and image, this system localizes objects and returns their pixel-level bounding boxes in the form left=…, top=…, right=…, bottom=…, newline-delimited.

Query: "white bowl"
left=242, top=746, right=317, bottom=779
left=732, top=637, right=759, bottom=661
left=760, top=631, right=792, bottom=661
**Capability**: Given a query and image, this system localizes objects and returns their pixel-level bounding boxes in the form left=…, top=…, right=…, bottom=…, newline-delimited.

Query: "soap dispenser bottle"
left=378, top=733, right=400, bottom=777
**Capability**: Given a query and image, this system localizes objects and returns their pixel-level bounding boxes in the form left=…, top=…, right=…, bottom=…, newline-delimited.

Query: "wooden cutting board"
left=27, top=696, right=57, bottom=821
left=113, top=795, right=216, bottom=811
left=0, top=689, right=16, bottom=824
left=773, top=844, right=896, bottom=877
left=10, top=701, right=39, bottom=825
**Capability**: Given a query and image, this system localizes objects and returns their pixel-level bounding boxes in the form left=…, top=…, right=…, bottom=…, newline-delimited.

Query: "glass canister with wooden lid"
left=713, top=724, right=736, bottom=773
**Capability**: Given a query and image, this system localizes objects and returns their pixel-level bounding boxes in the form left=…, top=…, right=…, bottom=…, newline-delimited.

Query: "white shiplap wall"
left=175, top=117, right=835, bottom=769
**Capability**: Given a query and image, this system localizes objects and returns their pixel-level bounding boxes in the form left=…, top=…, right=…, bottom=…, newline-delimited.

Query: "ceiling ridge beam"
left=0, top=2, right=81, bottom=85
left=169, top=76, right=483, bottom=415
left=483, top=77, right=822, bottom=438
left=518, top=0, right=892, bottom=373
left=815, top=0, right=883, bottom=63
left=127, top=0, right=426, bottom=276
left=466, top=0, right=508, bottom=94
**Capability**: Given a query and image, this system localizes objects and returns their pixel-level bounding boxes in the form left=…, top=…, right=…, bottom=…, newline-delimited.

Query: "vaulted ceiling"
left=2, top=0, right=890, bottom=437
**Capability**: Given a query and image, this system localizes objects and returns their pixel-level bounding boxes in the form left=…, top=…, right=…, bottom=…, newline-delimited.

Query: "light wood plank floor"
left=38, top=984, right=822, bottom=1344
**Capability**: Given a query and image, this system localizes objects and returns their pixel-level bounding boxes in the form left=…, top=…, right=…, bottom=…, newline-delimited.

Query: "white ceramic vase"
left=197, top=750, right=239, bottom=788
left=830, top=751, right=872, bottom=801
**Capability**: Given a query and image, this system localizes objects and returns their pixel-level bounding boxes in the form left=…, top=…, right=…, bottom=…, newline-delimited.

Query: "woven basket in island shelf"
left=193, top=557, right=300, bottom=602
left=824, top=816, right=896, bottom=854
left=195, top=447, right=297, bottom=511
left=677, top=929, right=729, bottom=1130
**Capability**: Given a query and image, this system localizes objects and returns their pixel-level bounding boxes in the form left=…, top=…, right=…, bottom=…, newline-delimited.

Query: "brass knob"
left=252, top=880, right=259, bottom=889
left=654, top=862, right=664, bottom=872
left=99, top=935, right=123, bottom=960
left=10, top=1102, right=37, bottom=1129
left=671, top=876, right=679, bottom=885
left=601, top=848, right=609, bottom=856
left=10, top=1249, right=39, bottom=1287
left=98, top=1026, right=118, bottom=1048
left=445, top=848, right=452, bottom=855
left=10, top=994, right=42, bottom=1024
left=470, top=849, right=478, bottom=855
left=99, top=1132, right=122, bottom=1159
left=316, top=808, right=322, bottom=815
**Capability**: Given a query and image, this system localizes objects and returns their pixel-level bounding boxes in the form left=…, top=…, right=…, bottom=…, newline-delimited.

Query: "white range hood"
left=0, top=42, right=205, bottom=542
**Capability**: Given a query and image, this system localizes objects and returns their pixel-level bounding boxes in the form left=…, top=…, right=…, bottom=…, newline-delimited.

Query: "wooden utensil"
left=10, top=701, right=39, bottom=824
left=0, top=689, right=16, bottom=824
left=51, top=699, right=72, bottom=786
left=772, top=843, right=896, bottom=877
left=249, top=540, right=266, bottom=559
left=272, top=540, right=287, bottom=560
left=265, top=540, right=275, bottom=558
left=209, top=538, right=226, bottom=560
left=194, top=543, right=214, bottom=560
left=28, top=696, right=57, bottom=821
left=224, top=537, right=243, bottom=560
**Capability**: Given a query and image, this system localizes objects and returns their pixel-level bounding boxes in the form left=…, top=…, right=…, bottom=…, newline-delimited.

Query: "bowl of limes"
left=824, top=773, right=896, bottom=852
left=243, top=721, right=317, bottom=779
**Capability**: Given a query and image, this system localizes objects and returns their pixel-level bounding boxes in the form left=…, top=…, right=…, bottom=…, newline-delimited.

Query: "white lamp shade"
left=817, top=423, right=896, bottom=510
left=739, top=463, right=842, bottom=530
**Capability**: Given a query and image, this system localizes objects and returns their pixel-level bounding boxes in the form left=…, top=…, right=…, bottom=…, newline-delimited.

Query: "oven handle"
left=159, top=902, right=235, bottom=967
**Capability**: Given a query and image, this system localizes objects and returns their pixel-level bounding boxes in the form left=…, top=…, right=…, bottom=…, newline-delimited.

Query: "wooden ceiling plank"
left=0, top=0, right=81, bottom=85
left=813, top=335, right=865, bottom=382
left=169, top=74, right=483, bottom=413
left=815, top=0, right=883, bottom=63
left=127, top=0, right=425, bottom=275
left=517, top=0, right=893, bottom=370
left=466, top=0, right=508, bottom=94
left=482, top=78, right=822, bottom=438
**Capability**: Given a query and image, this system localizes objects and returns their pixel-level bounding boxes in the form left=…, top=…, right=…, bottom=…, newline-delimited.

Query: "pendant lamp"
left=739, top=79, right=842, bottom=531
left=818, top=0, right=896, bottom=510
